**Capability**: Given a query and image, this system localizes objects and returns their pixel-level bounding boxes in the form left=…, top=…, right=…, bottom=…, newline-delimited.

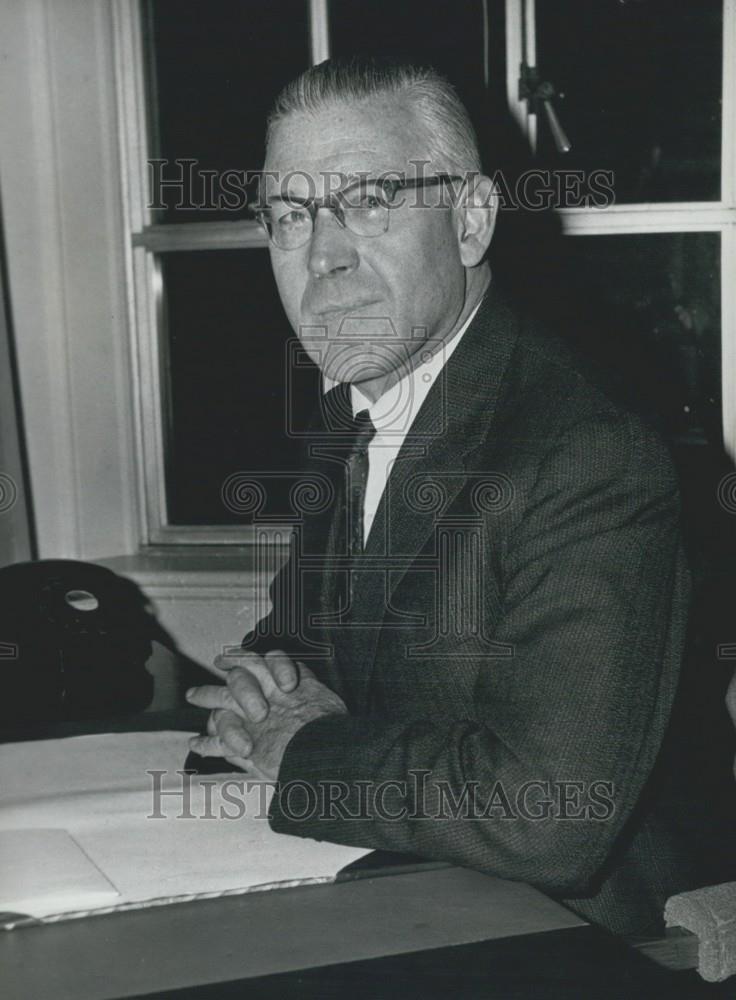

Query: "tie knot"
left=322, top=384, right=376, bottom=451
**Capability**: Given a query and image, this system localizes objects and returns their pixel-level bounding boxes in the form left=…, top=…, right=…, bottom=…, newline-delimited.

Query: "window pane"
left=160, top=250, right=319, bottom=525
left=144, top=0, right=309, bottom=223
left=559, top=233, right=721, bottom=443
left=535, top=0, right=722, bottom=202
left=329, top=0, right=506, bottom=126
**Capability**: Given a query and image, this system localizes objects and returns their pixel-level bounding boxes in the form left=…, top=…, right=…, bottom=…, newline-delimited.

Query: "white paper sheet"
left=0, top=829, right=120, bottom=916
left=0, top=731, right=369, bottom=921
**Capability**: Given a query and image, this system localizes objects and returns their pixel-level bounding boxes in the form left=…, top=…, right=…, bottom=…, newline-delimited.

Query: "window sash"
left=114, top=0, right=736, bottom=546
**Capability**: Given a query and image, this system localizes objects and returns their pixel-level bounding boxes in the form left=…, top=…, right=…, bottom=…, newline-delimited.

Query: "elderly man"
left=186, top=58, right=708, bottom=936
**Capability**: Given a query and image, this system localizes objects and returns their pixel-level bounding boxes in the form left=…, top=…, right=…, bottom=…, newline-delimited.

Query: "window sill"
left=95, top=547, right=288, bottom=688
left=96, top=545, right=287, bottom=594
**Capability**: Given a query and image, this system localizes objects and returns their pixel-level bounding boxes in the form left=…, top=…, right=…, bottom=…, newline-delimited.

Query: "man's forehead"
left=263, top=98, right=433, bottom=196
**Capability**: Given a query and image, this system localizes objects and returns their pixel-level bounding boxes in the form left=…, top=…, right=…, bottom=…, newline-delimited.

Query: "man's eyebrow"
left=266, top=193, right=310, bottom=206
left=338, top=174, right=404, bottom=192
left=265, top=174, right=403, bottom=206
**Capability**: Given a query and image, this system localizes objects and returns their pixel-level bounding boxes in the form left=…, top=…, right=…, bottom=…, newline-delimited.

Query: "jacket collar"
left=346, top=283, right=521, bottom=707
left=366, top=281, right=520, bottom=550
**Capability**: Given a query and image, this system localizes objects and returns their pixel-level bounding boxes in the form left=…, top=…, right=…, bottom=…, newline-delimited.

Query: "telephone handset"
left=0, top=560, right=155, bottom=723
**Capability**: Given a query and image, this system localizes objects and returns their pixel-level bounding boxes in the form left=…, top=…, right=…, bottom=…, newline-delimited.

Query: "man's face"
left=263, top=99, right=469, bottom=387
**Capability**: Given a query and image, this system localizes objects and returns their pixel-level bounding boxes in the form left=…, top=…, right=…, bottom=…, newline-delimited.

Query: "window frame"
left=114, top=0, right=736, bottom=547
left=505, top=0, right=736, bottom=454
left=114, top=0, right=328, bottom=544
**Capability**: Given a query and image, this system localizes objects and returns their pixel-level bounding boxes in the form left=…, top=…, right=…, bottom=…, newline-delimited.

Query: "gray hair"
left=265, top=57, right=482, bottom=174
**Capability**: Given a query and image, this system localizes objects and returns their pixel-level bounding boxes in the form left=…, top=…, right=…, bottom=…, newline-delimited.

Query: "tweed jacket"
left=243, top=285, right=710, bottom=935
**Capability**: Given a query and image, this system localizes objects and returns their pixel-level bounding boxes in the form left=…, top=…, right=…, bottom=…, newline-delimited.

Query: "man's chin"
left=297, top=336, right=405, bottom=385
left=321, top=356, right=391, bottom=386
left=301, top=311, right=400, bottom=343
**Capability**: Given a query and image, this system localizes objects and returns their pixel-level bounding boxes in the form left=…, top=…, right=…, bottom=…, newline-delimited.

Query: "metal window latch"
left=519, top=63, right=572, bottom=154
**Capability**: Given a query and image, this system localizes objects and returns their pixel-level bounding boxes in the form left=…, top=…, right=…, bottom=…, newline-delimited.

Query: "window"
left=534, top=0, right=722, bottom=204
left=116, top=0, right=736, bottom=545
left=520, top=0, right=733, bottom=450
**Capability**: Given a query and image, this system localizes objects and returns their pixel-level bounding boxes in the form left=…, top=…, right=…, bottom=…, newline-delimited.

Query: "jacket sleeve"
left=268, top=412, right=691, bottom=897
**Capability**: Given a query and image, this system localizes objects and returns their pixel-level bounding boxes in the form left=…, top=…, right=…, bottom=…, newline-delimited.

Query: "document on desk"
left=0, top=731, right=370, bottom=924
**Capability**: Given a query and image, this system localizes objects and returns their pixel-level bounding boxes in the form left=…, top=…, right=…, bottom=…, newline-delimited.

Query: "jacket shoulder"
left=494, top=315, right=674, bottom=477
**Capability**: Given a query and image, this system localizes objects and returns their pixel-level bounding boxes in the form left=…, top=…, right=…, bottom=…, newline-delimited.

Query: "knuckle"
left=211, top=688, right=230, bottom=710
left=220, top=708, right=240, bottom=729
left=192, top=736, right=222, bottom=758
left=245, top=695, right=268, bottom=721
left=264, top=649, right=286, bottom=663
left=235, top=651, right=265, bottom=669
left=227, top=669, right=267, bottom=718
left=227, top=667, right=254, bottom=700
left=266, top=651, right=297, bottom=685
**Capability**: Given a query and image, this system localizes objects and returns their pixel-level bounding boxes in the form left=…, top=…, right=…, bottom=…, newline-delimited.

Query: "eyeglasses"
left=254, top=174, right=464, bottom=250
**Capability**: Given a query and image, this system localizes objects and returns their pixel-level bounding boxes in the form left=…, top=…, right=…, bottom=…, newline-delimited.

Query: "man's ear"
left=455, top=175, right=498, bottom=267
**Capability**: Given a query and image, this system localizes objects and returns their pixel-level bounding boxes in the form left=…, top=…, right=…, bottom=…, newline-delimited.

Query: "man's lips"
left=309, top=298, right=381, bottom=317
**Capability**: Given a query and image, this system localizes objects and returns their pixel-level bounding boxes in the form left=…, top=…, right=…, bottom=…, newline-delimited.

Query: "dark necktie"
left=345, top=408, right=377, bottom=556
left=321, top=386, right=376, bottom=614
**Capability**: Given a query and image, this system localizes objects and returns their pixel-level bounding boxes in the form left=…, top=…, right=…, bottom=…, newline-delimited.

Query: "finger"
left=236, top=653, right=286, bottom=698
left=226, top=667, right=270, bottom=722
left=214, top=708, right=253, bottom=758
left=296, top=661, right=317, bottom=682
left=207, top=649, right=266, bottom=680
left=265, top=649, right=299, bottom=692
left=201, top=656, right=231, bottom=680
left=206, top=708, right=237, bottom=736
left=216, top=650, right=268, bottom=671
left=230, top=653, right=281, bottom=698
left=185, top=685, right=243, bottom=715
left=224, top=755, right=252, bottom=771
left=188, top=734, right=226, bottom=758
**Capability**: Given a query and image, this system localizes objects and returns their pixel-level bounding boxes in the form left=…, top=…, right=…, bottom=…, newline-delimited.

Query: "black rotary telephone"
left=0, top=560, right=156, bottom=724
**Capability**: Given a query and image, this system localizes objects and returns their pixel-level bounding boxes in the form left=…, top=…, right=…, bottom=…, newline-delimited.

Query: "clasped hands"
left=186, top=650, right=347, bottom=781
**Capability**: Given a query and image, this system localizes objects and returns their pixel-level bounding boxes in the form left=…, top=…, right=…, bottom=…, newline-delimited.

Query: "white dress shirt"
left=324, top=299, right=483, bottom=545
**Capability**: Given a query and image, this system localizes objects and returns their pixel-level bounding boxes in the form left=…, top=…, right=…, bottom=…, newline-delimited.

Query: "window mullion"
left=309, top=0, right=330, bottom=64
left=133, top=221, right=268, bottom=253
left=559, top=204, right=734, bottom=235
left=504, top=0, right=528, bottom=143
left=522, top=0, right=538, bottom=152
left=722, top=0, right=736, bottom=207
left=722, top=227, right=736, bottom=457
left=112, top=0, right=151, bottom=233
left=721, top=1, right=736, bottom=457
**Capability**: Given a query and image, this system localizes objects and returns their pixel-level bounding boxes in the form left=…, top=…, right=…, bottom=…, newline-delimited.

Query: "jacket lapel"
left=347, top=285, right=521, bottom=708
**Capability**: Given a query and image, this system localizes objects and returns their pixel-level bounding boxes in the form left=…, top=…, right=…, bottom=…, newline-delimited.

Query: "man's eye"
left=353, top=192, right=385, bottom=214
left=275, top=208, right=309, bottom=229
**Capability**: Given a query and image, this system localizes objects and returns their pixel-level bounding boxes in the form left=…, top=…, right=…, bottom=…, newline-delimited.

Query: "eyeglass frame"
left=253, top=173, right=465, bottom=249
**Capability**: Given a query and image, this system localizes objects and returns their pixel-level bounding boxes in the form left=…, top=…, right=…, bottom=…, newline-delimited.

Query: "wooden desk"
left=0, top=864, right=727, bottom=1000
left=0, top=714, right=726, bottom=998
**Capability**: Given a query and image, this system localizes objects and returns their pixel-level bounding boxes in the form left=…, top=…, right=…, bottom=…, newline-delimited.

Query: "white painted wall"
left=0, top=0, right=140, bottom=561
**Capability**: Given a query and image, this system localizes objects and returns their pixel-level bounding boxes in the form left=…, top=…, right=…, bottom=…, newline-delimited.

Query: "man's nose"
left=307, top=208, right=359, bottom=279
